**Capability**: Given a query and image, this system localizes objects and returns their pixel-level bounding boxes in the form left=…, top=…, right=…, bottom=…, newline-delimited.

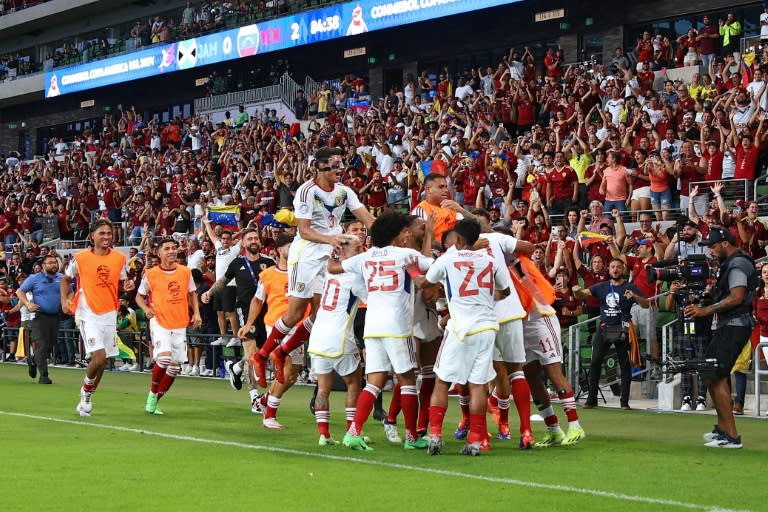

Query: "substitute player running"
left=136, top=238, right=201, bottom=414
left=61, top=219, right=134, bottom=417
left=308, top=238, right=366, bottom=446
left=413, top=219, right=512, bottom=456
left=238, top=233, right=309, bottom=429
left=251, top=147, right=374, bottom=387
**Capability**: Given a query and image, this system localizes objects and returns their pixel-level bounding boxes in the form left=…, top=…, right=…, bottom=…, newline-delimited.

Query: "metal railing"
left=195, top=83, right=283, bottom=114
left=754, top=341, right=768, bottom=416
left=1, top=325, right=242, bottom=378
left=740, top=35, right=764, bottom=56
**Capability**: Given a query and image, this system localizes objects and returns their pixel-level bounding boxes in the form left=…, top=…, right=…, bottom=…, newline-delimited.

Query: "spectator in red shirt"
left=728, top=117, right=764, bottom=182
left=545, top=151, right=577, bottom=215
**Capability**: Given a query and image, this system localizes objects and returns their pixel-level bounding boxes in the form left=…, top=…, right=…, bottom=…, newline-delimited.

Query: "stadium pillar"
left=369, top=66, right=384, bottom=102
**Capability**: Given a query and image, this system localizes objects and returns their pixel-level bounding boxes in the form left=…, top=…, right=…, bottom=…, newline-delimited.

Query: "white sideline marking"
left=0, top=410, right=750, bottom=512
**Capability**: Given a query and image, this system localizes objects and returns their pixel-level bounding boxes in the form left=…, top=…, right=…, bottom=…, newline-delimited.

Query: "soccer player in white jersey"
left=412, top=219, right=512, bottom=456
left=329, top=211, right=432, bottom=451
left=475, top=212, right=536, bottom=448
left=251, top=147, right=374, bottom=387
left=308, top=238, right=367, bottom=446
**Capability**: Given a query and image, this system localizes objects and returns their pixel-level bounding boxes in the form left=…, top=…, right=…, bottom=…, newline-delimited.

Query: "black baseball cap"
left=699, top=226, right=736, bottom=246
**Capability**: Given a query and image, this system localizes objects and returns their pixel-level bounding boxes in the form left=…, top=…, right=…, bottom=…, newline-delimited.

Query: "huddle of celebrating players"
left=67, top=147, right=584, bottom=456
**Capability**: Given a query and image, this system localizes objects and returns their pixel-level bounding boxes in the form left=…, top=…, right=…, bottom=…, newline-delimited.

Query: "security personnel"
left=685, top=226, right=757, bottom=449
left=17, top=254, right=63, bottom=384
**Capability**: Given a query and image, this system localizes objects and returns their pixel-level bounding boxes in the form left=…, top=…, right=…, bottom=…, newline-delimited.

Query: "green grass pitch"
left=0, top=364, right=765, bottom=512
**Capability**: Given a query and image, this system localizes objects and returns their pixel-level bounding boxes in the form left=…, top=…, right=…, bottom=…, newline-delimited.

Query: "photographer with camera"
left=574, top=258, right=649, bottom=409
left=663, top=216, right=710, bottom=260
left=684, top=227, right=757, bottom=449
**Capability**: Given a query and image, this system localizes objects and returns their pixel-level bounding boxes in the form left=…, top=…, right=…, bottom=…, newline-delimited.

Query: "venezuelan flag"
left=207, top=205, right=240, bottom=227
left=116, top=336, right=136, bottom=360
left=577, top=231, right=611, bottom=248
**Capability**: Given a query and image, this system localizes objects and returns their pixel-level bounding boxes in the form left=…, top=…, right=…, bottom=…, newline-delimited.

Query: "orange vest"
left=415, top=200, right=457, bottom=244
left=511, top=256, right=555, bottom=313
left=73, top=249, right=126, bottom=315
left=260, top=267, right=309, bottom=326
left=145, top=265, right=192, bottom=330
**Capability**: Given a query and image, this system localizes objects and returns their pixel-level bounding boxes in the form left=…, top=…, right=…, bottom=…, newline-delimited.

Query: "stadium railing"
left=0, top=325, right=242, bottom=379
left=754, top=341, right=768, bottom=416
left=195, top=72, right=308, bottom=117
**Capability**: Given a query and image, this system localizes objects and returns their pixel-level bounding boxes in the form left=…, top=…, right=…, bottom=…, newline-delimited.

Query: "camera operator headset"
left=684, top=226, right=757, bottom=448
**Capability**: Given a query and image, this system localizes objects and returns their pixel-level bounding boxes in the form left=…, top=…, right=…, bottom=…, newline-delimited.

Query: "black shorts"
left=213, top=286, right=237, bottom=313
left=704, top=325, right=753, bottom=378
left=29, top=313, right=60, bottom=346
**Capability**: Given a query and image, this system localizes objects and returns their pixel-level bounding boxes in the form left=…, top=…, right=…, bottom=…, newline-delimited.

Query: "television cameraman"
left=684, top=227, right=757, bottom=449
left=664, top=280, right=713, bottom=411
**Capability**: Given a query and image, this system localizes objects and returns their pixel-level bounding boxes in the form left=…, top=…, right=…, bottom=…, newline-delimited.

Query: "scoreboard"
left=44, top=0, right=519, bottom=98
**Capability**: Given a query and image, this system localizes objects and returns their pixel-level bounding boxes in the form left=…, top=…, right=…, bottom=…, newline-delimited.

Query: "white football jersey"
left=308, top=272, right=366, bottom=358
left=479, top=232, right=526, bottom=323
left=342, top=246, right=432, bottom=339
left=412, top=289, right=443, bottom=342
left=425, top=246, right=510, bottom=341
left=291, top=180, right=364, bottom=261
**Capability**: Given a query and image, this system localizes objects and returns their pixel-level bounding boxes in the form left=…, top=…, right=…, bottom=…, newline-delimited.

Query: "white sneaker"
left=225, top=337, right=241, bottom=348
left=680, top=396, right=692, bottom=411
left=77, top=389, right=93, bottom=417
left=262, top=417, right=284, bottom=429
left=190, top=366, right=200, bottom=377
left=126, top=363, right=139, bottom=372
left=117, top=362, right=131, bottom=371
left=251, top=398, right=264, bottom=414
left=695, top=398, right=707, bottom=411
left=383, top=422, right=402, bottom=444
left=210, top=337, right=227, bottom=346
left=181, top=364, right=191, bottom=375
left=201, top=368, right=214, bottom=377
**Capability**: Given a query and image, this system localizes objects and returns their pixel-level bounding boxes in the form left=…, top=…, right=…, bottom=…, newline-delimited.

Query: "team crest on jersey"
left=87, top=338, right=95, bottom=347
left=298, top=203, right=310, bottom=215
left=334, top=195, right=345, bottom=206
left=259, top=263, right=267, bottom=270
left=296, top=282, right=305, bottom=292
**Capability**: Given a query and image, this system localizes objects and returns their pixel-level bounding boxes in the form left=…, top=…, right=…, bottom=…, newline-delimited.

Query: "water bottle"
left=218, top=359, right=226, bottom=378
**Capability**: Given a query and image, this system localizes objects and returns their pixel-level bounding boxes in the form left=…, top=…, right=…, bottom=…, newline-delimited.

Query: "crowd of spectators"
left=0, top=0, right=50, bottom=17
left=2, top=10, right=768, bottom=381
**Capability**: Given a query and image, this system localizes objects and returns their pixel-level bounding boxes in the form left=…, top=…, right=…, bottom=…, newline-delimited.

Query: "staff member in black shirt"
left=202, top=228, right=275, bottom=412
left=573, top=258, right=649, bottom=410
left=685, top=227, right=757, bottom=449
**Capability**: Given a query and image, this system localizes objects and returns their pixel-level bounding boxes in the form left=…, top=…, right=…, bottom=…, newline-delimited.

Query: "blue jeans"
left=603, top=199, right=626, bottom=215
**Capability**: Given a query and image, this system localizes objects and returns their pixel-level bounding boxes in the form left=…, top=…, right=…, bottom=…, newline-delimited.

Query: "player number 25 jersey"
left=342, top=246, right=432, bottom=339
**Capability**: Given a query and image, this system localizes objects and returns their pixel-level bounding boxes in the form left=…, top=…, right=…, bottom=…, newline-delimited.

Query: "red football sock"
left=315, top=408, right=331, bottom=437
left=258, top=319, right=290, bottom=358
left=417, top=368, right=435, bottom=433
left=349, top=384, right=380, bottom=436
left=345, top=407, right=355, bottom=431
left=400, top=385, right=419, bottom=442
left=539, top=404, right=560, bottom=427
left=150, top=364, right=166, bottom=394
left=468, top=414, right=487, bottom=445
left=496, top=392, right=510, bottom=425
left=510, top=371, right=531, bottom=434
left=429, top=405, right=447, bottom=437
left=457, top=387, right=470, bottom=423
left=386, top=383, right=401, bottom=423
left=558, top=390, right=579, bottom=422
left=157, top=373, right=175, bottom=399
left=280, top=317, right=313, bottom=354
left=265, top=395, right=281, bottom=419
left=82, top=375, right=97, bottom=393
